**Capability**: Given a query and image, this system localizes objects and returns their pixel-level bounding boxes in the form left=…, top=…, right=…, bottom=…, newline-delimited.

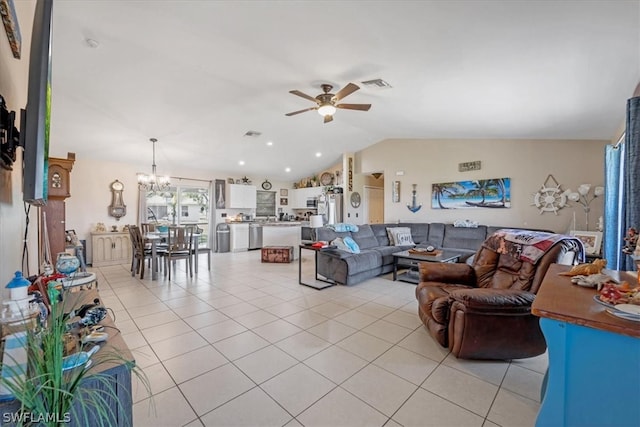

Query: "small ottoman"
left=261, top=246, right=294, bottom=263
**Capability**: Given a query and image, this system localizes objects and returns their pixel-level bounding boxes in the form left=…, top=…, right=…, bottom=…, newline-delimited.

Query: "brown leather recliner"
left=415, top=231, right=584, bottom=360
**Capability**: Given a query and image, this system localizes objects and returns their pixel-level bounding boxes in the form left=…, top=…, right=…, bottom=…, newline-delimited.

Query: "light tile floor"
left=90, top=250, right=546, bottom=427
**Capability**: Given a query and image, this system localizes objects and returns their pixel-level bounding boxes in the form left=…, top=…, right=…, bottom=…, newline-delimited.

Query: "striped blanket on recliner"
left=485, top=229, right=576, bottom=264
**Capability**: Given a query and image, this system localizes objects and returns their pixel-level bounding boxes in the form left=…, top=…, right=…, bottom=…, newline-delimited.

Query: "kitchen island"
left=262, top=222, right=302, bottom=260
left=532, top=264, right=640, bottom=427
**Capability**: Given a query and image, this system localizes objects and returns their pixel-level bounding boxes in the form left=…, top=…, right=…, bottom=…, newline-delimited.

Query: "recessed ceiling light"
left=285, top=167, right=291, bottom=173
left=238, top=160, right=245, bottom=166
left=315, top=152, right=322, bottom=157
left=266, top=141, right=273, bottom=146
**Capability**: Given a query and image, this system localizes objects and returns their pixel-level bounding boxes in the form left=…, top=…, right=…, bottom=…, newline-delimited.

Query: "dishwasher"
left=249, top=223, right=263, bottom=249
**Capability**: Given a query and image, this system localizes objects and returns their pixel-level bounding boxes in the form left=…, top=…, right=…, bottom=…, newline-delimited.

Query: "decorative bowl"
left=56, top=254, right=80, bottom=275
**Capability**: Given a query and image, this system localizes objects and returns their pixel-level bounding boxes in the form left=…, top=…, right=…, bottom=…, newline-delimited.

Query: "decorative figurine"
left=622, top=227, right=638, bottom=254
left=558, top=259, right=607, bottom=276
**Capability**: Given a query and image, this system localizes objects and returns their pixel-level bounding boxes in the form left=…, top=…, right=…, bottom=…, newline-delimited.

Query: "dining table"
left=144, top=231, right=203, bottom=280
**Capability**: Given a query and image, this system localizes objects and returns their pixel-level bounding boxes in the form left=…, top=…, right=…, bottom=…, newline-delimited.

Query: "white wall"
left=353, top=138, right=609, bottom=233
left=0, top=1, right=36, bottom=302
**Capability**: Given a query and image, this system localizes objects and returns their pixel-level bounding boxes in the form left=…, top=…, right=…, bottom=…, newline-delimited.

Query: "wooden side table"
left=298, top=245, right=337, bottom=290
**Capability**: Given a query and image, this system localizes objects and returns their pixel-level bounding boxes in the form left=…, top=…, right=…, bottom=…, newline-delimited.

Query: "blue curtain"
left=620, top=97, right=640, bottom=271
left=604, top=144, right=623, bottom=270
left=605, top=97, right=640, bottom=271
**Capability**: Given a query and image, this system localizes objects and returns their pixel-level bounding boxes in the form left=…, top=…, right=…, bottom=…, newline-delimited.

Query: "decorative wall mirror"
left=350, top=191, right=361, bottom=208
left=108, top=179, right=127, bottom=220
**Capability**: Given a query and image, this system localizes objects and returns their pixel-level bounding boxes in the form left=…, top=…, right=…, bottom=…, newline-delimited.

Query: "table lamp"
left=310, top=215, right=324, bottom=242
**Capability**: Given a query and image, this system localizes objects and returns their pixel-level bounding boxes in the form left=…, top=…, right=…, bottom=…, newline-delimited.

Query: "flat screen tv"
left=21, top=0, right=53, bottom=205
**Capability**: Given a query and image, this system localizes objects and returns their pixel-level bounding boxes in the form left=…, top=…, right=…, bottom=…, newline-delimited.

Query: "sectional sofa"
left=315, top=223, right=535, bottom=286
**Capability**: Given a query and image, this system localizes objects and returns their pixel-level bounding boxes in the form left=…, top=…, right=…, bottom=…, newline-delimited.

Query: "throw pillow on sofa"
left=386, top=227, right=415, bottom=246
left=331, top=237, right=361, bottom=253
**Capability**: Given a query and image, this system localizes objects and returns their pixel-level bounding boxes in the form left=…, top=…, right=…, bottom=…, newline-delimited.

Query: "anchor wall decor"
left=407, top=184, right=422, bottom=213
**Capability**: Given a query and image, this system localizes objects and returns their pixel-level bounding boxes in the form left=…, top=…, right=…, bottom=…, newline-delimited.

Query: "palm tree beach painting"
left=431, top=178, right=511, bottom=209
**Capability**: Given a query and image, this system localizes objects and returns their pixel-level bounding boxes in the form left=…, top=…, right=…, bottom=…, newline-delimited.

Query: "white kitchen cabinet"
left=228, top=184, right=257, bottom=208
left=229, top=223, right=249, bottom=252
left=291, top=187, right=324, bottom=208
left=91, top=232, right=131, bottom=267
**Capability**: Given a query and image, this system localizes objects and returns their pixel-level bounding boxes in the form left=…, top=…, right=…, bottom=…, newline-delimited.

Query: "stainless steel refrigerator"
left=324, top=193, right=343, bottom=224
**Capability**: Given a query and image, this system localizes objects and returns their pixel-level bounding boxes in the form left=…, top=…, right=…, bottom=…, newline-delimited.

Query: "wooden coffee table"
left=392, top=249, right=465, bottom=283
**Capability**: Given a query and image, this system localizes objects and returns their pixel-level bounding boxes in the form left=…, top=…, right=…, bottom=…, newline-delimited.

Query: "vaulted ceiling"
left=49, top=0, right=640, bottom=180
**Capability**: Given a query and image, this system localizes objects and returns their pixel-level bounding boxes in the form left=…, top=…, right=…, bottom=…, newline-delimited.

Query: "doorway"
left=363, top=186, right=384, bottom=224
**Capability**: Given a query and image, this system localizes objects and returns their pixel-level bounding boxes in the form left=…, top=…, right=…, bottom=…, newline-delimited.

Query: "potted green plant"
left=0, top=291, right=150, bottom=426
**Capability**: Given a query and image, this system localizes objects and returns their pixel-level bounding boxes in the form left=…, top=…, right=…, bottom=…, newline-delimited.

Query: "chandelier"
left=137, top=138, right=170, bottom=192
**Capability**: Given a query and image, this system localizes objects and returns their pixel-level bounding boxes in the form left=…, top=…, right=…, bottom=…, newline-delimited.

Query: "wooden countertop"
left=532, top=264, right=640, bottom=339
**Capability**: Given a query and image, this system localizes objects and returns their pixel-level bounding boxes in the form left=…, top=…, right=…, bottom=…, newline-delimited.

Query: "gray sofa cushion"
left=342, top=250, right=383, bottom=275
left=426, top=223, right=445, bottom=247
left=374, top=245, right=411, bottom=266
left=443, top=224, right=488, bottom=251
left=371, top=223, right=396, bottom=246
left=398, top=223, right=429, bottom=244
left=350, top=225, right=379, bottom=250
left=316, top=227, right=351, bottom=243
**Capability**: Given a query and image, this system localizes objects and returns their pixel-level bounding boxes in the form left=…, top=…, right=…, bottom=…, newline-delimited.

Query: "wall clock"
left=261, top=179, right=272, bottom=190
left=108, top=179, right=127, bottom=220
left=350, top=192, right=361, bottom=208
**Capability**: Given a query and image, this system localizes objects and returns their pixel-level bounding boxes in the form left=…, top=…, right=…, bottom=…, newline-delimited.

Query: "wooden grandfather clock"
left=41, top=152, right=75, bottom=264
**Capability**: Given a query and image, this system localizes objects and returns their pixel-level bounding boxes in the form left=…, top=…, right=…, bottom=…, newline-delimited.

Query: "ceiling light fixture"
left=285, top=167, right=291, bottom=173
left=266, top=141, right=273, bottom=146
left=372, top=172, right=383, bottom=179
left=137, top=138, right=170, bottom=192
left=317, top=103, right=336, bottom=117
left=239, top=160, right=245, bottom=166
left=315, top=152, right=322, bottom=157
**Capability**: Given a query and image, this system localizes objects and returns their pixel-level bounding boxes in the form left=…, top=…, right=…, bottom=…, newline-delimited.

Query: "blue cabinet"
left=533, top=264, right=640, bottom=427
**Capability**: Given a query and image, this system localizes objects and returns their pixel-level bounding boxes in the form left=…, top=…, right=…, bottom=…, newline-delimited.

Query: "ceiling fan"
left=285, top=83, right=371, bottom=123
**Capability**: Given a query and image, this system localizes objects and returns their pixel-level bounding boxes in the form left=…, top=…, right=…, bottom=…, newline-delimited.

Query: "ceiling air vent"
left=244, top=130, right=262, bottom=137
left=361, top=79, right=392, bottom=88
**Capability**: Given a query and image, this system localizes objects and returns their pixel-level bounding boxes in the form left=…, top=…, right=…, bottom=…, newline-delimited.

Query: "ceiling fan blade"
left=289, top=90, right=318, bottom=103
left=336, top=103, right=372, bottom=111
left=333, top=83, right=360, bottom=102
left=323, top=115, right=334, bottom=124
left=285, top=107, right=318, bottom=116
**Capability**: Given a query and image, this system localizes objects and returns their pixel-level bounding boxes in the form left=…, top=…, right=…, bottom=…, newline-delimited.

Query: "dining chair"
left=128, top=225, right=154, bottom=279
left=192, top=228, right=211, bottom=272
left=164, top=226, right=194, bottom=280
left=140, top=223, right=156, bottom=234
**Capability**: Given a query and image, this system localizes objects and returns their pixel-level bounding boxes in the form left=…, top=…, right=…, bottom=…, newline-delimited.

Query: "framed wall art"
left=392, top=181, right=400, bottom=203
left=280, top=197, right=288, bottom=206
left=432, top=177, right=511, bottom=209
left=280, top=189, right=288, bottom=197
left=570, top=230, right=602, bottom=255
left=215, top=179, right=226, bottom=209
left=1, top=0, right=21, bottom=59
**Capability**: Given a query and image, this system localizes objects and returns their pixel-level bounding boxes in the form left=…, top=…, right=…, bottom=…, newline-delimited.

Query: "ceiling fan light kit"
left=286, top=82, right=371, bottom=123
left=317, top=104, right=336, bottom=116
